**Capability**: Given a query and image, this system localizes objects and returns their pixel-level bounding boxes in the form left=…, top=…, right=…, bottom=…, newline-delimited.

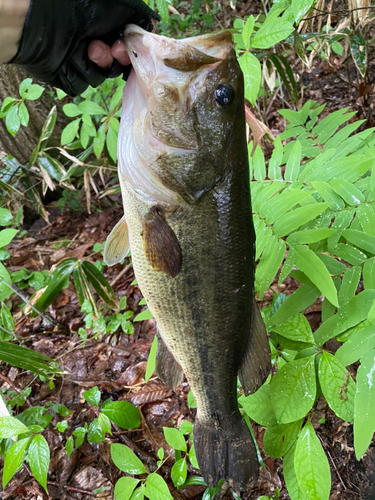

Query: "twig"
left=47, top=481, right=97, bottom=496
left=326, top=448, right=347, bottom=490
left=303, top=5, right=375, bottom=21
left=110, top=263, right=133, bottom=287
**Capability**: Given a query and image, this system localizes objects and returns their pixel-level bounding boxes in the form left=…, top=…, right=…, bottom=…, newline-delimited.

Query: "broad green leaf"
left=38, top=155, right=65, bottom=182
left=272, top=314, right=315, bottom=344
left=0, top=96, right=17, bottom=117
left=271, top=356, right=316, bottom=423
left=107, top=128, right=118, bottom=162
left=314, top=290, right=375, bottom=345
left=251, top=17, right=294, bottom=49
left=253, top=145, right=266, bottom=181
left=87, top=418, right=105, bottom=443
left=102, top=401, right=140, bottom=429
left=81, top=260, right=117, bottom=309
left=263, top=419, right=302, bottom=458
left=130, top=487, right=144, bottom=500
left=255, top=236, right=285, bottom=298
left=83, top=386, right=100, bottom=406
left=284, top=443, right=305, bottom=500
left=238, top=52, right=261, bottom=106
left=5, top=105, right=20, bottom=136
left=145, top=334, right=157, bottom=382
left=1, top=302, right=14, bottom=332
left=350, top=33, right=367, bottom=77
left=2, top=437, right=30, bottom=489
left=294, top=420, right=331, bottom=500
left=252, top=181, right=285, bottom=213
left=188, top=443, right=199, bottom=468
left=28, top=434, right=50, bottom=493
left=273, top=203, right=330, bottom=238
left=163, top=427, right=186, bottom=452
left=336, top=320, right=375, bottom=366
left=294, top=245, right=338, bottom=307
left=98, top=413, right=112, bottom=435
left=65, top=436, right=74, bottom=459
left=61, top=119, right=80, bottom=145
left=179, top=420, right=193, bottom=435
left=0, top=416, right=29, bottom=438
left=0, top=342, right=59, bottom=376
left=93, top=123, right=106, bottom=158
left=114, top=476, right=139, bottom=500
left=298, top=149, right=335, bottom=182
left=342, top=229, right=375, bottom=255
left=338, top=267, right=361, bottom=307
left=134, top=308, right=153, bottom=322
left=310, top=181, right=344, bottom=210
left=171, top=458, right=187, bottom=487
left=0, top=209, right=13, bottom=226
left=306, top=156, right=372, bottom=183
left=268, top=135, right=283, bottom=180
left=292, top=0, right=314, bottom=23
left=287, top=228, right=334, bottom=245
left=63, top=103, right=82, bottom=117
left=23, top=83, right=44, bottom=100
left=316, top=252, right=346, bottom=276
left=155, top=0, right=169, bottom=21
left=78, top=101, right=106, bottom=115
left=363, top=260, right=375, bottom=289
left=268, top=282, right=321, bottom=326
left=242, top=15, right=255, bottom=49
left=0, top=228, right=18, bottom=248
left=284, top=140, right=301, bottom=181
left=259, top=189, right=310, bottom=225
left=334, top=243, right=367, bottom=266
left=330, top=178, right=365, bottom=206
left=146, top=473, right=172, bottom=500
left=18, top=101, right=29, bottom=127
left=319, top=352, right=355, bottom=422
left=239, top=384, right=277, bottom=426
left=357, top=203, right=375, bottom=236
left=354, top=350, right=375, bottom=459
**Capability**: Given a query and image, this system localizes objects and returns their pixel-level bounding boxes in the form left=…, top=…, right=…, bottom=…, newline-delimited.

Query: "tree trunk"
left=0, top=64, right=67, bottom=164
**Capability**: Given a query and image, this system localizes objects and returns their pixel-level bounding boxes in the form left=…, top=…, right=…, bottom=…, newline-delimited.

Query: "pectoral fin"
left=103, top=216, right=130, bottom=266
left=155, top=328, right=184, bottom=391
left=142, top=207, right=182, bottom=278
left=239, top=301, right=271, bottom=396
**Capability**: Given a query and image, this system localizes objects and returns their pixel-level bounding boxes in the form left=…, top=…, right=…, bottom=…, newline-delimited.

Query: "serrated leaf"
left=146, top=473, right=173, bottom=500
left=28, top=434, right=50, bottom=493
left=271, top=356, right=316, bottom=423
left=263, top=419, right=302, bottom=458
left=354, top=350, right=375, bottom=459
left=2, top=437, right=30, bottom=489
left=314, top=290, right=375, bottom=345
left=238, top=52, right=261, bottom=106
left=163, top=427, right=186, bottom=452
left=294, top=420, right=330, bottom=500
left=251, top=17, right=294, bottom=49
left=239, top=383, right=277, bottom=426
left=114, top=477, right=140, bottom=500
left=273, top=314, right=315, bottom=344
left=102, top=401, right=140, bottom=429
left=319, top=352, right=355, bottom=422
left=273, top=203, right=330, bottom=238
left=171, top=458, right=187, bottom=487
left=294, top=245, right=338, bottom=306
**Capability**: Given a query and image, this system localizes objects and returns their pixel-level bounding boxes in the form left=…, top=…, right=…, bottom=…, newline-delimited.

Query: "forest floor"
left=1, top=2, right=375, bottom=500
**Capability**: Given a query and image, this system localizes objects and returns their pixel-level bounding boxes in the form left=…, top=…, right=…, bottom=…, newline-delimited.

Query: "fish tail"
left=194, top=414, right=259, bottom=491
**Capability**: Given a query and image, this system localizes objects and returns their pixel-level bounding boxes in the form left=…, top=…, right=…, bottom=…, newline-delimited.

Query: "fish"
left=104, top=24, right=271, bottom=491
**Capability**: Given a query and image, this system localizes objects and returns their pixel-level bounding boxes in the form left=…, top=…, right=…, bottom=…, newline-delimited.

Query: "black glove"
left=9, top=0, right=158, bottom=96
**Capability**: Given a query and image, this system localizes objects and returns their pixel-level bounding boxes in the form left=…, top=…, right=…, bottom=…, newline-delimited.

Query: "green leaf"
left=314, top=290, right=375, bottom=346
left=255, top=236, right=285, bottom=298
left=102, top=401, right=140, bottom=429
left=114, top=477, right=140, bottom=500
left=61, top=119, right=80, bottom=146
left=242, top=15, right=255, bottom=49
left=0, top=228, right=18, bottom=248
left=272, top=314, right=315, bottom=344
left=134, top=308, right=153, bottom=322
left=94, top=123, right=106, bottom=158
left=316, top=252, right=346, bottom=276
left=171, top=458, right=187, bottom=487
left=23, top=84, right=44, bottom=100
left=336, top=319, right=375, bottom=366
left=354, top=350, right=375, bottom=459
left=238, top=52, right=261, bottom=106
left=273, top=203, right=330, bottom=238
left=63, top=103, right=82, bottom=118
left=111, top=443, right=147, bottom=474
left=5, top=105, right=20, bottom=136
left=363, top=260, right=375, bottom=290
left=342, top=229, right=375, bottom=255
left=0, top=97, right=17, bottom=118
left=287, top=228, right=335, bottom=245
left=0, top=416, right=30, bottom=438
left=163, top=427, right=187, bottom=452
left=239, top=383, right=276, bottom=426
left=329, top=178, right=365, bottom=206
left=268, top=136, right=283, bottom=180
left=338, top=267, right=361, bottom=307
left=294, top=245, right=338, bottom=306
left=251, top=17, right=294, bottom=49
left=310, top=181, right=344, bottom=210
left=0, top=209, right=13, bottom=227
left=334, top=243, right=367, bottom=266
left=259, top=188, right=310, bottom=225
left=18, top=101, right=29, bottom=127
left=78, top=101, right=106, bottom=115
left=145, top=335, right=157, bottom=383
left=81, top=260, right=117, bottom=309
left=350, top=33, right=367, bottom=77
left=319, top=352, right=355, bottom=422
left=65, top=436, right=74, bottom=459
left=292, top=0, right=314, bottom=23
left=1, top=302, right=14, bottom=332
left=271, top=356, right=316, bottom=423
left=294, top=420, right=331, bottom=500
left=83, top=386, right=101, bottom=407
left=284, top=140, right=301, bottom=181
left=155, top=0, right=169, bottom=21
left=130, top=487, right=144, bottom=500
left=28, top=434, right=50, bottom=493
left=263, top=420, right=302, bottom=458
left=284, top=442, right=305, bottom=500
left=87, top=418, right=105, bottom=443
left=253, top=145, right=266, bottom=181
left=145, top=473, right=173, bottom=500
left=98, top=413, right=112, bottom=435
left=2, top=437, right=30, bottom=489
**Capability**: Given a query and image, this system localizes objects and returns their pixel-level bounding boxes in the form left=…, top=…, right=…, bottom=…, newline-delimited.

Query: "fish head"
left=120, top=25, right=245, bottom=204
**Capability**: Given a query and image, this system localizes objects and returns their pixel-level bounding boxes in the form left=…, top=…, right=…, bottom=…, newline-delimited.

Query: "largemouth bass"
left=104, top=25, right=271, bottom=491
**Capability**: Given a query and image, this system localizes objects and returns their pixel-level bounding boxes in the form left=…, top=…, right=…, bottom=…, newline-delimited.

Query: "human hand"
left=9, top=0, right=158, bottom=96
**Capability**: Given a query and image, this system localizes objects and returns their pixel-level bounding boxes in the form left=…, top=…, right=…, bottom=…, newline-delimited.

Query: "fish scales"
left=105, top=24, right=271, bottom=491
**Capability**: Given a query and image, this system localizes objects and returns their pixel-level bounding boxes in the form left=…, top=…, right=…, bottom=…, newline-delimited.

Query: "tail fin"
left=194, top=414, right=259, bottom=491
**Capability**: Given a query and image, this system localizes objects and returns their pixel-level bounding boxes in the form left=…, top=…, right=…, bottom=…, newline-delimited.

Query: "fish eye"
left=214, top=84, right=234, bottom=106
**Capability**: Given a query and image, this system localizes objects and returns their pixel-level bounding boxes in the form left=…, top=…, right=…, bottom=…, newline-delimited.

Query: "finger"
left=88, top=40, right=113, bottom=68
left=111, top=40, right=131, bottom=66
